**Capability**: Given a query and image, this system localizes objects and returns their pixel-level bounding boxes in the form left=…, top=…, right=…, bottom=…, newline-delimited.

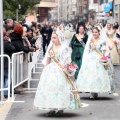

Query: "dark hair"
left=31, top=22, right=37, bottom=29
left=76, top=22, right=85, bottom=34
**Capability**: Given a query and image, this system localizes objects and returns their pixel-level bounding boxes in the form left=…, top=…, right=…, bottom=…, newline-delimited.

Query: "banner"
left=104, top=2, right=112, bottom=12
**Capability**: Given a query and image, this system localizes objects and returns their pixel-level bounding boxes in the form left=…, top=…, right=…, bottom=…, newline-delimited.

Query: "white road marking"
left=113, top=93, right=119, bottom=96
left=81, top=103, right=89, bottom=108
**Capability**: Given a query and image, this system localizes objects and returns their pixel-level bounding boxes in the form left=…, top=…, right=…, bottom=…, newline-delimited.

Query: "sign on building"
left=104, top=2, right=112, bottom=12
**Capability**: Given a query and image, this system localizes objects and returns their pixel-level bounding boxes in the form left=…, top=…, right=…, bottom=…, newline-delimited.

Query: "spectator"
left=9, top=25, right=30, bottom=53
left=22, top=26, right=37, bottom=53
left=31, top=22, right=40, bottom=39
left=4, top=19, right=14, bottom=36
left=23, top=24, right=39, bottom=51
left=41, top=21, right=53, bottom=56
left=9, top=25, right=31, bottom=92
left=3, top=26, right=16, bottom=98
left=13, top=21, right=20, bottom=28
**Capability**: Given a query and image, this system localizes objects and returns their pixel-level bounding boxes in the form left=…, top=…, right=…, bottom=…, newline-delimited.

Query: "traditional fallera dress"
left=106, top=29, right=120, bottom=64
left=34, top=45, right=81, bottom=110
left=71, top=33, right=88, bottom=79
left=76, top=38, right=116, bottom=93
left=115, top=29, right=120, bottom=60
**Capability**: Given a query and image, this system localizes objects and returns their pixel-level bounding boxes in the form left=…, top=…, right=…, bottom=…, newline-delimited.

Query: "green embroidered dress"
left=71, top=33, right=88, bottom=79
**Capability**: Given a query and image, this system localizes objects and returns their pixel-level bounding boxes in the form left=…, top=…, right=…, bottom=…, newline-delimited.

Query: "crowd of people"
left=1, top=18, right=120, bottom=117
left=3, top=19, right=40, bottom=98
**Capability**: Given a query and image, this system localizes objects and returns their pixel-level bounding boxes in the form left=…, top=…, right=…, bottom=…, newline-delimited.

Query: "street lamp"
left=16, top=0, right=21, bottom=21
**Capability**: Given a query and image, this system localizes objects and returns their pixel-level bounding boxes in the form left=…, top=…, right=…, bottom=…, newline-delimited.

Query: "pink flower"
left=67, top=66, right=75, bottom=72
left=100, top=56, right=109, bottom=60
left=64, top=63, right=78, bottom=73
left=73, top=64, right=78, bottom=69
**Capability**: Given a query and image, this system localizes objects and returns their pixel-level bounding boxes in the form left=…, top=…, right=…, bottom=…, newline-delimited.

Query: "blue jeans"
left=4, top=69, right=11, bottom=95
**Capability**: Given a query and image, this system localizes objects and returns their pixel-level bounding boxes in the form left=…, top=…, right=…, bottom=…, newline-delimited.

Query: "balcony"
left=36, top=1, right=56, bottom=8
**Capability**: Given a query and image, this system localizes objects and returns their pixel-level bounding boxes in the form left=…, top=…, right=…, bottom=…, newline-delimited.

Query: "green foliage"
left=3, top=0, right=18, bottom=11
left=3, top=0, right=41, bottom=20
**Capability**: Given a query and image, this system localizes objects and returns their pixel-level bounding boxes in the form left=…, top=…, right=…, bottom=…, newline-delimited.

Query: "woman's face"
left=107, top=24, right=111, bottom=30
left=78, top=26, right=84, bottom=34
left=51, top=34, right=60, bottom=45
left=92, top=28, right=100, bottom=39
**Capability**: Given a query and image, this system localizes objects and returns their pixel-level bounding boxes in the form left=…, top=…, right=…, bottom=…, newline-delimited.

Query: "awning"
left=36, top=2, right=56, bottom=8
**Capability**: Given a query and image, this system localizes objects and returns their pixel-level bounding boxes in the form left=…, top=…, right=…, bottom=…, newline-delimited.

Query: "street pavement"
left=1, top=52, right=120, bottom=120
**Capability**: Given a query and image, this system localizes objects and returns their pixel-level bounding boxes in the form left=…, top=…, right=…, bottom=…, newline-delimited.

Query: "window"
left=106, top=0, right=108, bottom=3
left=93, top=0, right=98, bottom=3
left=73, top=11, right=75, bottom=15
left=100, top=0, right=104, bottom=5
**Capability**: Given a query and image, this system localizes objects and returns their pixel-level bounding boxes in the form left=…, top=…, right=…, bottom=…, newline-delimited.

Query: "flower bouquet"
left=63, top=62, right=78, bottom=76
left=99, top=56, right=109, bottom=65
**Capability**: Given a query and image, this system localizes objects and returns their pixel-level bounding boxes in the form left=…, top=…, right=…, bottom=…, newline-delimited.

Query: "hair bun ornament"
left=95, top=25, right=102, bottom=32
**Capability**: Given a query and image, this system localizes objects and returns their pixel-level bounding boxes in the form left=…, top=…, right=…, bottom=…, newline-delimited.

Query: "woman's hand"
left=35, top=45, right=39, bottom=50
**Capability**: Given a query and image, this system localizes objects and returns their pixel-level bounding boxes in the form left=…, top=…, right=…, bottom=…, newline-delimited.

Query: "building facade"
left=36, top=0, right=56, bottom=22
left=58, top=0, right=89, bottom=23
left=95, top=0, right=114, bottom=23
left=35, top=0, right=90, bottom=23
left=114, top=0, right=120, bottom=24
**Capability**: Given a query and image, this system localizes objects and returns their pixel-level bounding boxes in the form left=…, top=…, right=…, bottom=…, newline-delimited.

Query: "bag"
left=76, top=52, right=81, bottom=60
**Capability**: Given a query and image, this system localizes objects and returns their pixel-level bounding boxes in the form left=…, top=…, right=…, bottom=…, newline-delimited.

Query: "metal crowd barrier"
left=11, top=52, right=29, bottom=102
left=0, top=55, right=11, bottom=102
left=11, top=37, right=42, bottom=102
left=28, top=37, right=42, bottom=90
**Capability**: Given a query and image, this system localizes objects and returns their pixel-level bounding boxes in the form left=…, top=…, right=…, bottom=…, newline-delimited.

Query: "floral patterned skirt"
left=76, top=51, right=116, bottom=93
left=33, top=61, right=81, bottom=110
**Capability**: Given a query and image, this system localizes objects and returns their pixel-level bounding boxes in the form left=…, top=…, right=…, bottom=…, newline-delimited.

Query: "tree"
left=17, top=0, right=41, bottom=15
left=3, top=0, right=18, bottom=11
left=3, top=0, right=41, bottom=20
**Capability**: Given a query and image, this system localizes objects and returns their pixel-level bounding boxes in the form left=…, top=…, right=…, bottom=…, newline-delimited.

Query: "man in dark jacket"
left=41, top=22, right=53, bottom=56
left=3, top=27, right=16, bottom=98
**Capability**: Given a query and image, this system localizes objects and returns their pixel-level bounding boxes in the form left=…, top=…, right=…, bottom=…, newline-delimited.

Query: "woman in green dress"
left=71, top=23, right=88, bottom=79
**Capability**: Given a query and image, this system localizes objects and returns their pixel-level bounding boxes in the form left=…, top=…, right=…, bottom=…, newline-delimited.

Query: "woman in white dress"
left=34, top=31, right=81, bottom=117
left=76, top=26, right=116, bottom=99
left=105, top=23, right=120, bottom=64
left=115, top=26, right=120, bottom=56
